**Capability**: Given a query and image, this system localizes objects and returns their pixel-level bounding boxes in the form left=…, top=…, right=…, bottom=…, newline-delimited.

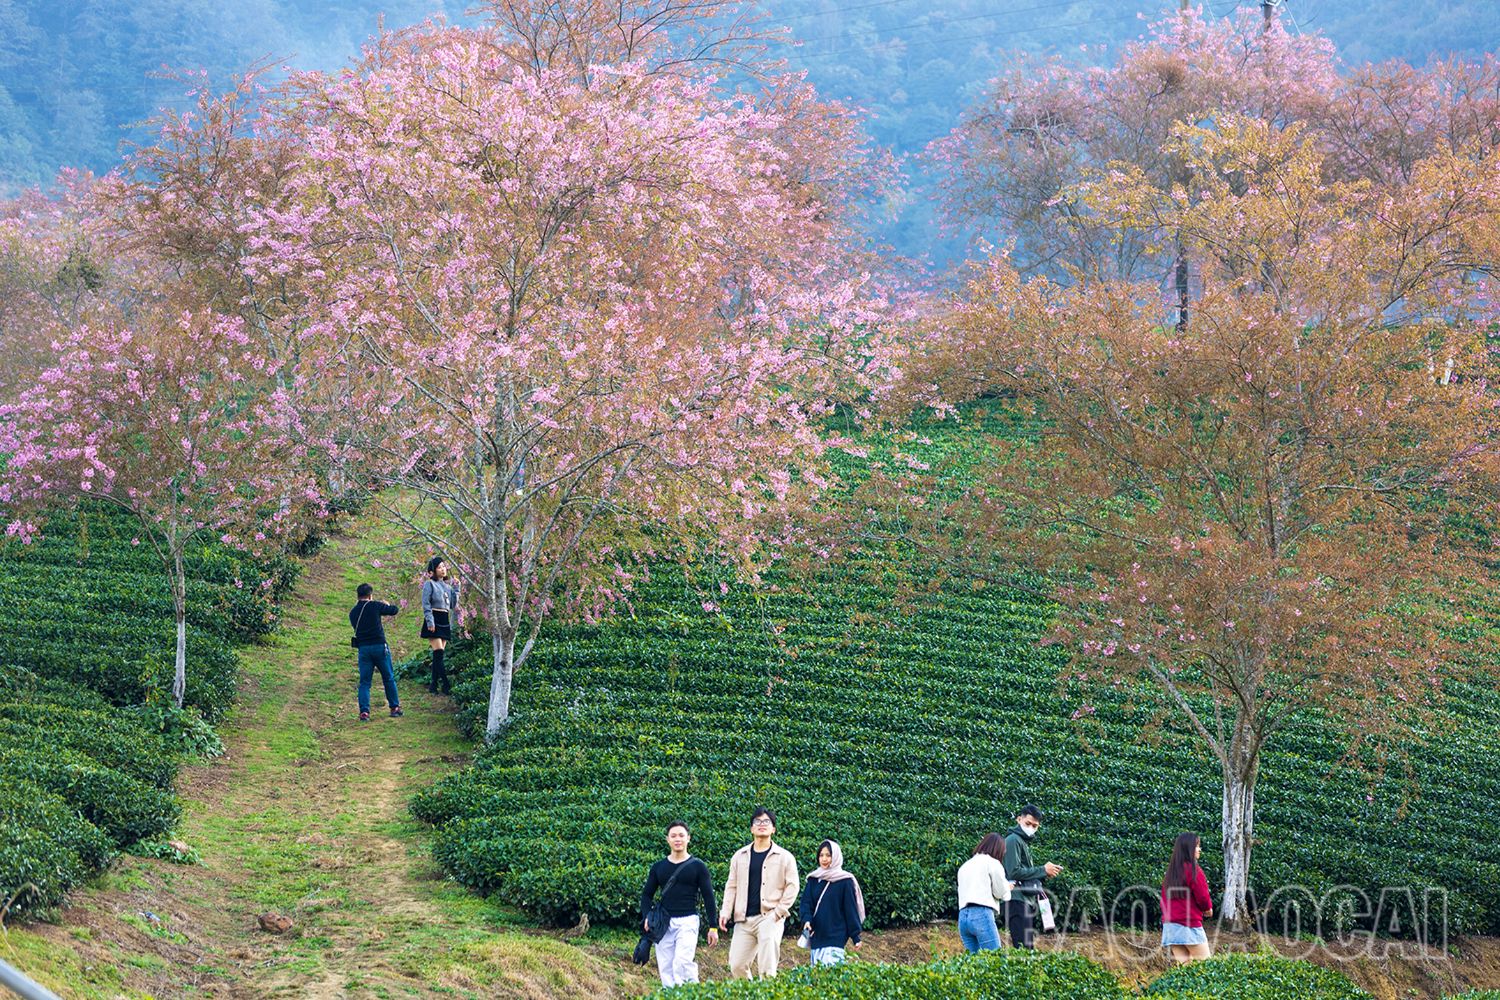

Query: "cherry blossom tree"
left=1320, top=54, right=1500, bottom=189
left=475, top=0, right=781, bottom=82
left=932, top=5, right=1337, bottom=294
left=0, top=306, right=319, bottom=708
left=247, top=15, right=891, bottom=737
left=0, top=174, right=127, bottom=401
left=894, top=117, right=1500, bottom=924
left=84, top=67, right=377, bottom=508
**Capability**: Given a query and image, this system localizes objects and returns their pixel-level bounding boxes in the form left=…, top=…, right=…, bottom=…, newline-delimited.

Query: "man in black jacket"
left=1003, top=803, right=1062, bottom=948
left=350, top=583, right=402, bottom=721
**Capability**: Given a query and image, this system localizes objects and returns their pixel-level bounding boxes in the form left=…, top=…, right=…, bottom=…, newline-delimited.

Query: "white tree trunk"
left=485, top=621, right=515, bottom=740
left=171, top=550, right=188, bottom=709
left=1220, top=763, right=1257, bottom=926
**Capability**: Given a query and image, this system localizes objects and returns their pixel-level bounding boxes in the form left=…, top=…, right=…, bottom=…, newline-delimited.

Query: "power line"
left=776, top=0, right=945, bottom=22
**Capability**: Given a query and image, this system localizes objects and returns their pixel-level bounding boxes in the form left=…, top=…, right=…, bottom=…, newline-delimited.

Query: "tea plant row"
left=0, top=505, right=296, bottom=914
left=416, top=555, right=1500, bottom=935
left=661, top=952, right=1404, bottom=1000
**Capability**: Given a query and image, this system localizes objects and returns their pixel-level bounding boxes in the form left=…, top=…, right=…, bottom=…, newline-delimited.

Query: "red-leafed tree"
left=894, top=116, right=1500, bottom=923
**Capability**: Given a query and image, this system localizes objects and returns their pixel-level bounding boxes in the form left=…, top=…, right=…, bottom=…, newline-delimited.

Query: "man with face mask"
left=1003, top=804, right=1063, bottom=948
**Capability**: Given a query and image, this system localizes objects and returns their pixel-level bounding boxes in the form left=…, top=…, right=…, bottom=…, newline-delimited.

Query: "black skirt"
left=421, top=609, right=452, bottom=640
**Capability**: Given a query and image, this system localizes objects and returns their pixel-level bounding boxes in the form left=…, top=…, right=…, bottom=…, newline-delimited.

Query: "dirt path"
left=5, top=527, right=640, bottom=1000
left=172, top=535, right=476, bottom=999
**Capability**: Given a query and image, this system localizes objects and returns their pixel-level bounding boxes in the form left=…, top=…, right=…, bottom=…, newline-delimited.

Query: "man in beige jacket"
left=717, top=807, right=799, bottom=979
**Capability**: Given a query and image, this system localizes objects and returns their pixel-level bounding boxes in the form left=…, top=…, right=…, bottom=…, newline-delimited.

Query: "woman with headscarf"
left=799, top=839, right=865, bottom=967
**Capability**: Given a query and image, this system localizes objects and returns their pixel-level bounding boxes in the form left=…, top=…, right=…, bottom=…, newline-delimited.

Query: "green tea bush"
left=0, top=781, right=114, bottom=917
left=0, top=502, right=300, bottom=914
left=0, top=747, right=179, bottom=845
left=1143, top=954, right=1372, bottom=999
left=662, top=950, right=1129, bottom=999
left=417, top=415, right=1500, bottom=936
left=1446, top=993, right=1500, bottom=999
left=126, top=701, right=226, bottom=759
left=0, top=704, right=176, bottom=788
left=3, top=629, right=239, bottom=721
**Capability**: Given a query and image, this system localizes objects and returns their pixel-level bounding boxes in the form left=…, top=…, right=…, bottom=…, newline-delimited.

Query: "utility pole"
left=1261, top=0, right=1280, bottom=33
left=1175, top=0, right=1192, bottom=332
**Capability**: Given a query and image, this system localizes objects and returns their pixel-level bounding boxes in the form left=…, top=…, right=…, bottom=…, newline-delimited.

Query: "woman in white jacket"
left=956, top=832, right=1013, bottom=952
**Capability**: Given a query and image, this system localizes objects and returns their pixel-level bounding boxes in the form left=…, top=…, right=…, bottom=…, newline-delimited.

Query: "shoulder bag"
left=796, top=879, right=832, bottom=949
left=349, top=602, right=370, bottom=649
left=633, top=862, right=689, bottom=964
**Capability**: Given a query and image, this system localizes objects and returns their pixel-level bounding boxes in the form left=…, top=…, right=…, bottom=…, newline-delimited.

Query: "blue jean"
left=357, top=643, right=399, bottom=713
left=810, top=946, right=845, bottom=966
left=958, top=904, right=1002, bottom=952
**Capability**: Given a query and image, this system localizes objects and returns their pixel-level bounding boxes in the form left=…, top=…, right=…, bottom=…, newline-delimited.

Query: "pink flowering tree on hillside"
left=1320, top=55, right=1500, bottom=188
left=250, top=17, right=892, bottom=737
left=0, top=307, right=319, bottom=708
left=892, top=118, right=1500, bottom=924
left=0, top=175, right=135, bottom=401
left=932, top=6, right=1337, bottom=290
left=93, top=69, right=375, bottom=507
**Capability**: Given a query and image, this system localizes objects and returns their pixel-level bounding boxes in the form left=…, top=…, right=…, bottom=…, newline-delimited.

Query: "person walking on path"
left=1002, top=804, right=1062, bottom=949
left=421, top=556, right=460, bottom=694
left=956, top=832, right=1012, bottom=952
left=719, top=807, right=799, bottom=980
left=640, top=821, right=719, bottom=987
left=350, top=583, right=402, bottom=722
left=1160, top=832, right=1214, bottom=963
left=799, top=839, right=864, bottom=966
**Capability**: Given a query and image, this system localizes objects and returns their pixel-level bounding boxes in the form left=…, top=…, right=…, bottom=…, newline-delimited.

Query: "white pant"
left=656, top=914, right=701, bottom=987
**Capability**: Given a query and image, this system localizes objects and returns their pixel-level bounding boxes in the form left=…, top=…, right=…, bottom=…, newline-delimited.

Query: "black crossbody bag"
left=633, top=863, right=689, bottom=964
left=350, top=602, right=370, bottom=649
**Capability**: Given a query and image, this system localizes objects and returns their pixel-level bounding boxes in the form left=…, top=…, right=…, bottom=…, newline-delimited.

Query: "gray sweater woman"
left=421, top=578, right=460, bottom=630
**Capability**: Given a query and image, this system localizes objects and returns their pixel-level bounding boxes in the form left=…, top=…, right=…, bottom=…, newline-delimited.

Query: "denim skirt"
left=1161, top=922, right=1208, bottom=947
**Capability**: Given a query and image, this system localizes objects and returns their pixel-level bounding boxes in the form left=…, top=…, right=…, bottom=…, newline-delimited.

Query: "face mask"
left=1021, top=824, right=1039, bottom=839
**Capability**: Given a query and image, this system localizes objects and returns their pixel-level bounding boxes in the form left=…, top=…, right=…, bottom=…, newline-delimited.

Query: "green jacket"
left=1003, top=826, right=1047, bottom=895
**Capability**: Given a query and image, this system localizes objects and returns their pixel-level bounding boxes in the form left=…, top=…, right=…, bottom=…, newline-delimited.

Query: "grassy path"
left=8, top=523, right=1497, bottom=999
left=4, top=526, right=643, bottom=999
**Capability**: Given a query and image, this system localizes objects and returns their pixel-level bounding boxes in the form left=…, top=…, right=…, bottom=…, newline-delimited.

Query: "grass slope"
left=4, top=524, right=646, bottom=999
left=414, top=412, right=1500, bottom=938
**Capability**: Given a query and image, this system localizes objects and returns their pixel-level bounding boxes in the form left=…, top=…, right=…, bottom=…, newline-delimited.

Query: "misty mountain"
left=2, top=0, right=1494, bottom=259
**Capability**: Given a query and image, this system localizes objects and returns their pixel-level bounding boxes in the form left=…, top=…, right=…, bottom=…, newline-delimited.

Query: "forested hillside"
left=3, top=0, right=1496, bottom=259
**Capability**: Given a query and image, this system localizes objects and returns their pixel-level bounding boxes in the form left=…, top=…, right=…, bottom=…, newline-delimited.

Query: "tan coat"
left=719, top=842, right=799, bottom=924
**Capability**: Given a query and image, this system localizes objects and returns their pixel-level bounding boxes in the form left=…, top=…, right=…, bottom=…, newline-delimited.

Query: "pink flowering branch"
left=0, top=307, right=321, bottom=708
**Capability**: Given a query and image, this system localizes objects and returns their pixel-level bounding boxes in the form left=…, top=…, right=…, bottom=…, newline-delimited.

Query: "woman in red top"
left=1159, top=832, right=1214, bottom=964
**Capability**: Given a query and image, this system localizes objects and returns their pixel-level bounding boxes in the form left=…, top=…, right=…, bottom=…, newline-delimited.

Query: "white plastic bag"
left=1037, top=894, right=1057, bottom=932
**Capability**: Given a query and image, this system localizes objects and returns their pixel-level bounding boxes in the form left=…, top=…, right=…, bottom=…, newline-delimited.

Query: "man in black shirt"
left=640, top=821, right=718, bottom=987
left=350, top=583, right=401, bottom=722
left=746, top=844, right=768, bottom=917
